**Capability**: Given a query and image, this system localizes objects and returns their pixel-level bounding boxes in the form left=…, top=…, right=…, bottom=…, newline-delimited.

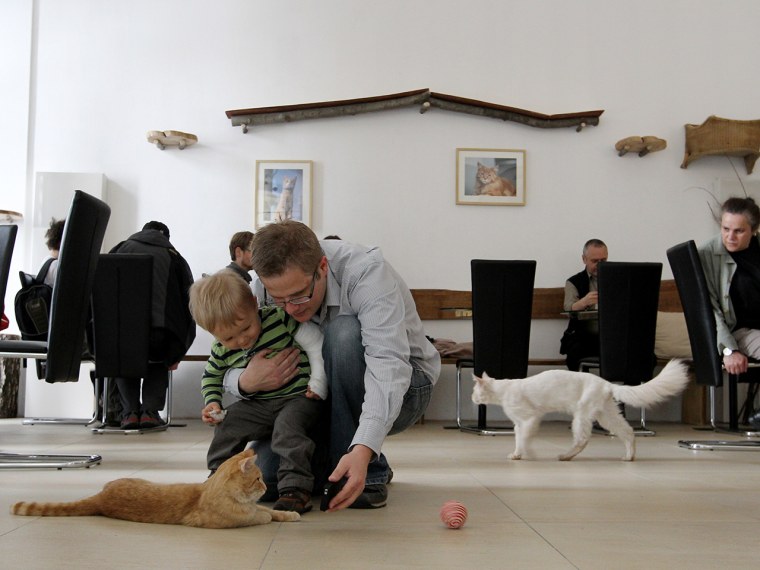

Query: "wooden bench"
left=410, top=280, right=682, bottom=320
left=410, top=279, right=683, bottom=368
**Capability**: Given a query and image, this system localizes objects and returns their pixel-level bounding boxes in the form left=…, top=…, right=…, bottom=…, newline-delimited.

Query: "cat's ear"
left=473, top=375, right=483, bottom=385
left=239, top=456, right=255, bottom=474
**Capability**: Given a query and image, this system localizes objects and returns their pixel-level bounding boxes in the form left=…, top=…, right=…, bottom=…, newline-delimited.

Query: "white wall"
left=2, top=0, right=758, bottom=421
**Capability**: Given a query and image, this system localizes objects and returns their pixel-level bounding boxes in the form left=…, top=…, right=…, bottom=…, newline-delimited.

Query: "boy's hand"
left=202, top=402, right=223, bottom=425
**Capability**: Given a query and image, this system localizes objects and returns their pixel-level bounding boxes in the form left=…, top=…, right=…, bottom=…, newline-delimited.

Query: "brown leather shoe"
left=273, top=488, right=312, bottom=514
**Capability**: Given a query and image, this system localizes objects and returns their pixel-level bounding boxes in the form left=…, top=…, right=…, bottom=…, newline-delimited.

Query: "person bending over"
left=223, top=221, right=440, bottom=510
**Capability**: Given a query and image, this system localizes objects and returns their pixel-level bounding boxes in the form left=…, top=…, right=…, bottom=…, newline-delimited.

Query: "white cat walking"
left=471, top=359, right=691, bottom=462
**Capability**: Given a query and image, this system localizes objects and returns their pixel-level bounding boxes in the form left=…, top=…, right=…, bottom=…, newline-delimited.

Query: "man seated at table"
left=560, top=238, right=608, bottom=371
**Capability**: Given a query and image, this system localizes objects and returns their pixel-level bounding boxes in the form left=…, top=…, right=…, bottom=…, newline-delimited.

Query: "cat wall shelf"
left=615, top=136, right=667, bottom=157
left=681, top=116, right=760, bottom=174
left=146, top=130, right=198, bottom=150
left=0, top=210, right=22, bottom=223
left=225, top=89, right=604, bottom=133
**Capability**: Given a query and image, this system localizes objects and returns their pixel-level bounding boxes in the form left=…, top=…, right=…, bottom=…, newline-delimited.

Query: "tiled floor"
left=1, top=418, right=760, bottom=569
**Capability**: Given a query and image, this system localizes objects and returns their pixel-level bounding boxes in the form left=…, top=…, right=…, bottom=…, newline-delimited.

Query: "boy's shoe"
left=120, top=411, right=140, bottom=430
left=140, top=410, right=166, bottom=429
left=273, top=488, right=312, bottom=514
left=349, top=484, right=388, bottom=509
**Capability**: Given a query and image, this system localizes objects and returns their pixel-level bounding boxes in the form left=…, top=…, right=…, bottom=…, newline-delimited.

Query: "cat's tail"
left=11, top=498, right=100, bottom=517
left=611, top=359, right=692, bottom=409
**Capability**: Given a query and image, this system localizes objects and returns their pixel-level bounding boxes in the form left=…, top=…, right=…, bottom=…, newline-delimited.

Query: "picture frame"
left=255, top=160, right=313, bottom=228
left=456, top=148, right=526, bottom=206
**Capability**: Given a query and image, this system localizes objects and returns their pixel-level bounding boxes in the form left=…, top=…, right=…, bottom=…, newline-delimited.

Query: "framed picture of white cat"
left=456, top=148, right=526, bottom=206
left=255, top=160, right=313, bottom=228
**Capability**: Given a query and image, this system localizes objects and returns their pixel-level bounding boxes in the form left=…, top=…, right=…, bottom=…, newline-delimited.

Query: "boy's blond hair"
left=189, top=269, right=257, bottom=332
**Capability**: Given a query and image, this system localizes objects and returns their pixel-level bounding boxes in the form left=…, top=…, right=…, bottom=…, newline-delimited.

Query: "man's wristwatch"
left=723, top=347, right=734, bottom=357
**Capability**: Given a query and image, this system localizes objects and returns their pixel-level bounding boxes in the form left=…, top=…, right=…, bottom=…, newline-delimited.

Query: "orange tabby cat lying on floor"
left=10, top=449, right=300, bottom=528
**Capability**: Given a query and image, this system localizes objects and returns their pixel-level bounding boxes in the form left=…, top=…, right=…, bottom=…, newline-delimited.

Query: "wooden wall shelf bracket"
left=225, top=89, right=603, bottom=133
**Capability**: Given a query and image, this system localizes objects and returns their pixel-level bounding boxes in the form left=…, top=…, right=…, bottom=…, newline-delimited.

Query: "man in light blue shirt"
left=223, top=220, right=440, bottom=510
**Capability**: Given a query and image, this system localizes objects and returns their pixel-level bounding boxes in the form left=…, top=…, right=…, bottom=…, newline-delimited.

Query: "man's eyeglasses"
left=264, top=270, right=318, bottom=308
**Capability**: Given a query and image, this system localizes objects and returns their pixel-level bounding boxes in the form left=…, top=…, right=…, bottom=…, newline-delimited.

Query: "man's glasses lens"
left=266, top=270, right=318, bottom=308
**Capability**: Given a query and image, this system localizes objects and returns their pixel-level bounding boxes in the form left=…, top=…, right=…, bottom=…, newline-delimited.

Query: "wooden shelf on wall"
left=225, top=89, right=603, bottom=133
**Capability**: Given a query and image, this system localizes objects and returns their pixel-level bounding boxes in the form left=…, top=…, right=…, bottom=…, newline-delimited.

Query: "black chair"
left=667, top=240, right=760, bottom=450
left=0, top=225, right=19, bottom=417
left=0, top=225, right=18, bottom=316
left=89, top=253, right=173, bottom=433
left=456, top=259, right=535, bottom=435
left=0, top=190, right=109, bottom=468
left=580, top=261, right=662, bottom=435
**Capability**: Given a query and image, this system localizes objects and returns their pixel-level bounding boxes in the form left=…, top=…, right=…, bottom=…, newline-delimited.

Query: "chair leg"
left=22, top=365, right=99, bottom=426
left=455, top=361, right=513, bottom=436
left=633, top=405, right=656, bottom=436
left=710, top=385, right=718, bottom=429
left=0, top=358, right=103, bottom=469
left=455, top=363, right=464, bottom=429
left=679, top=383, right=760, bottom=449
left=0, top=452, right=102, bottom=469
left=729, top=375, right=739, bottom=431
left=709, top=376, right=760, bottom=437
left=163, top=369, right=185, bottom=427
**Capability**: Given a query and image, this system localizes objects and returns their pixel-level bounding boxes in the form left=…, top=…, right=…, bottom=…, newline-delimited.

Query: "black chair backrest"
left=46, top=191, right=110, bottom=383
left=91, top=253, right=152, bottom=379
left=0, top=225, right=18, bottom=315
left=597, top=261, right=662, bottom=385
left=666, top=240, right=723, bottom=387
left=471, top=259, right=536, bottom=379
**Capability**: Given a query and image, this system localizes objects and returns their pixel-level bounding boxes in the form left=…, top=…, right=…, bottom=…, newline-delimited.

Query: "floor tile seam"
left=517, top=516, right=582, bottom=569
left=474, top=483, right=582, bottom=568
left=0, top=517, right=37, bottom=539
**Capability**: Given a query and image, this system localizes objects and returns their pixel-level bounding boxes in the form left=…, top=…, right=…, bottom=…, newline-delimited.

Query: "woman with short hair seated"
left=698, top=196, right=760, bottom=426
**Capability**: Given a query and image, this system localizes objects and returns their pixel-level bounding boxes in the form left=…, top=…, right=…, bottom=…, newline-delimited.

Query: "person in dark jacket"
left=41, top=218, right=65, bottom=287
left=225, top=231, right=254, bottom=283
left=110, top=221, right=196, bottom=429
left=559, top=239, right=608, bottom=371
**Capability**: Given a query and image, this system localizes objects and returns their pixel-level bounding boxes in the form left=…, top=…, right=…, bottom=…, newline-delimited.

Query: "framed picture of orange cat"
left=255, top=160, right=313, bottom=228
left=456, top=148, right=526, bottom=206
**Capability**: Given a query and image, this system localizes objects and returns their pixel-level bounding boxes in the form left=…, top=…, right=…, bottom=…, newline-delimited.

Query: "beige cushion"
left=655, top=311, right=692, bottom=359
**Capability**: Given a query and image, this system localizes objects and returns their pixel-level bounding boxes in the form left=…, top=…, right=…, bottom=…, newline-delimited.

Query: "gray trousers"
left=734, top=328, right=760, bottom=360
left=206, top=395, right=323, bottom=493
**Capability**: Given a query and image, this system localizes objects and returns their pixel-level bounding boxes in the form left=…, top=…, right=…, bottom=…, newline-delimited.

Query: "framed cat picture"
left=255, top=160, right=313, bottom=228
left=456, top=148, right=526, bottom=206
